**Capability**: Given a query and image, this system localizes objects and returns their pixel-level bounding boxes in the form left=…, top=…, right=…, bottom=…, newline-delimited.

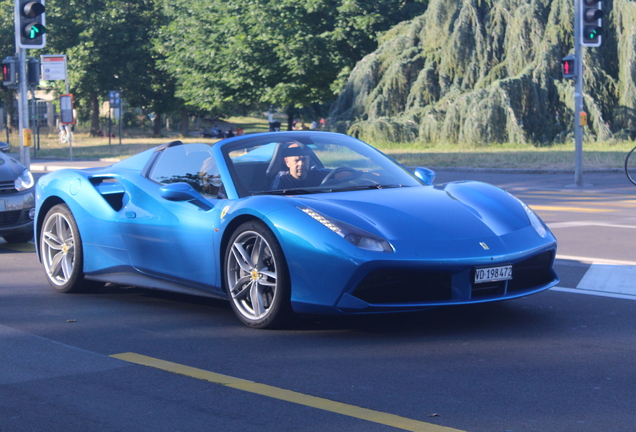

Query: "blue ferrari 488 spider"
left=35, top=132, right=558, bottom=328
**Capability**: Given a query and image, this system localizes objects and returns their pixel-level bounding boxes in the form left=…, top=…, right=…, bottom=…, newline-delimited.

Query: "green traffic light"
left=583, top=25, right=602, bottom=42
left=24, top=23, right=46, bottom=39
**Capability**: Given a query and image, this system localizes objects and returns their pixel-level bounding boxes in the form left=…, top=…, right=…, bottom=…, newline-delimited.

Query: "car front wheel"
left=224, top=220, right=292, bottom=329
left=40, top=204, right=94, bottom=293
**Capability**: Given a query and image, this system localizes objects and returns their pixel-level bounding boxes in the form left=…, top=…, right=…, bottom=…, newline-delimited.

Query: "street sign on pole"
left=59, top=94, right=74, bottom=124
left=40, top=54, right=66, bottom=81
left=108, top=90, right=121, bottom=108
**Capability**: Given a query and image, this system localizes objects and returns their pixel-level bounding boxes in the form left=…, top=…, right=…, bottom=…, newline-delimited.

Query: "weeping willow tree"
left=329, top=0, right=636, bottom=145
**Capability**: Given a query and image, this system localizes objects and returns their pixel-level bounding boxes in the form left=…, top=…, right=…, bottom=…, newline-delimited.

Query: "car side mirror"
left=160, top=182, right=213, bottom=211
left=413, top=167, right=435, bottom=185
left=0, top=142, right=9, bottom=153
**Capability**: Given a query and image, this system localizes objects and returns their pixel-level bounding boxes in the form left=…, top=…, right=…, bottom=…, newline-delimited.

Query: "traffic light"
left=27, top=57, right=40, bottom=87
left=561, top=55, right=576, bottom=79
left=581, top=0, right=603, bottom=47
left=16, top=1, right=47, bottom=49
left=2, top=57, right=17, bottom=87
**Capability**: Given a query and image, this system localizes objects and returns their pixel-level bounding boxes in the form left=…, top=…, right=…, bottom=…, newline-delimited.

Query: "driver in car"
left=271, top=143, right=330, bottom=189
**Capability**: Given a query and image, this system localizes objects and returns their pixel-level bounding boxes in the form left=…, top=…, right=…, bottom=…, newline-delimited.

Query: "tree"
left=157, top=0, right=428, bottom=125
left=45, top=0, right=181, bottom=136
left=329, top=0, right=627, bottom=145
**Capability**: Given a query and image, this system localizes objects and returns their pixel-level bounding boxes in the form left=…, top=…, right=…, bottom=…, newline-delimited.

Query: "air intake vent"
left=507, top=250, right=556, bottom=292
left=352, top=269, right=452, bottom=304
left=90, top=177, right=126, bottom=211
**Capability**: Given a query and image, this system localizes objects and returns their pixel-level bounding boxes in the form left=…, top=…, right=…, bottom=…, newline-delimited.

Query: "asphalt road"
left=1, top=168, right=635, bottom=432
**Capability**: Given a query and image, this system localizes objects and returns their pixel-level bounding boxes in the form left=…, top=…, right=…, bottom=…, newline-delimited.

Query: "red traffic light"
left=562, top=55, right=576, bottom=79
left=2, top=56, right=17, bottom=86
left=2, top=64, right=11, bottom=82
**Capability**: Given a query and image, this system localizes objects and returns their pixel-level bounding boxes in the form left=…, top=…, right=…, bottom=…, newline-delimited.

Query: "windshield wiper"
left=328, top=184, right=408, bottom=192
left=252, top=184, right=409, bottom=196
left=252, top=188, right=323, bottom=196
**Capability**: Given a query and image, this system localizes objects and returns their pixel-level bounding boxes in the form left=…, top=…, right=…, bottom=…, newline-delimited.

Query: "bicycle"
left=59, top=126, right=72, bottom=144
left=626, top=145, right=636, bottom=185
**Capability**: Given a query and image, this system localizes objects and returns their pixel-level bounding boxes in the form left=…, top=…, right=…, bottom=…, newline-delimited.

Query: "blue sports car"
left=35, top=132, right=558, bottom=328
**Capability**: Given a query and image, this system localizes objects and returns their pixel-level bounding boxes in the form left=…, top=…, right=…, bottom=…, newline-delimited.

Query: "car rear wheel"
left=224, top=220, right=292, bottom=329
left=40, top=204, right=94, bottom=293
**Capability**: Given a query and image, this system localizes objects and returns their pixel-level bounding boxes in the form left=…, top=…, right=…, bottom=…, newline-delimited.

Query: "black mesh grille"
left=0, top=210, right=23, bottom=227
left=507, top=250, right=555, bottom=292
left=472, top=281, right=506, bottom=298
left=352, top=269, right=452, bottom=304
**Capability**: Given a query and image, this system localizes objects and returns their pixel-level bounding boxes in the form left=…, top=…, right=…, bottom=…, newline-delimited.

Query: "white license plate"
left=475, top=265, right=513, bottom=283
left=0, top=200, right=4, bottom=211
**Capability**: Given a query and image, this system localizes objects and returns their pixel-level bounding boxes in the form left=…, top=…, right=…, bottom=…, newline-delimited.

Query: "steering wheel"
left=320, top=167, right=358, bottom=185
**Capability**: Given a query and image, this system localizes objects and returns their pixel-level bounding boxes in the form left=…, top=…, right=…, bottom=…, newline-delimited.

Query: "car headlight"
left=516, top=198, right=547, bottom=238
left=297, top=206, right=393, bottom=253
left=15, top=169, right=34, bottom=191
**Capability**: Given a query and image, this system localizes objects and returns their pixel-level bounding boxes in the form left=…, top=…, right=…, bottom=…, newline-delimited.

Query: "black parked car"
left=0, top=142, right=35, bottom=243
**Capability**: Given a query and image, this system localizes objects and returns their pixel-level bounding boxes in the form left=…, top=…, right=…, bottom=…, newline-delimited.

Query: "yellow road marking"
left=530, top=205, right=615, bottom=213
left=111, top=352, right=464, bottom=432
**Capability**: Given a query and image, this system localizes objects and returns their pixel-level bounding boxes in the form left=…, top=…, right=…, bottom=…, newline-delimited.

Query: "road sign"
left=60, top=94, right=74, bottom=124
left=109, top=90, right=122, bottom=108
left=40, top=54, right=66, bottom=81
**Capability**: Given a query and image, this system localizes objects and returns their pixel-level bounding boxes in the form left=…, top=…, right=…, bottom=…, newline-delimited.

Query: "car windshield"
left=222, top=132, right=423, bottom=197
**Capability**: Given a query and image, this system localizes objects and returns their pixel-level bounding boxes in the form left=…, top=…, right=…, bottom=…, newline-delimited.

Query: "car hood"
left=292, top=182, right=534, bottom=244
left=0, top=153, right=24, bottom=182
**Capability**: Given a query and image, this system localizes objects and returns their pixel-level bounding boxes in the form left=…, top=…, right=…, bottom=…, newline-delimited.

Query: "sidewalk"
left=29, top=158, right=118, bottom=172
left=9, top=153, right=119, bottom=173
left=435, top=169, right=636, bottom=195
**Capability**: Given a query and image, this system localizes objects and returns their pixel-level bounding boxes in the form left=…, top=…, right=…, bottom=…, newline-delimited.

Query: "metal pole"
left=574, top=0, right=584, bottom=186
left=64, top=77, right=72, bottom=160
left=30, top=88, right=36, bottom=158
left=108, top=108, right=112, bottom=145
left=68, top=124, right=73, bottom=160
left=118, top=106, right=122, bottom=145
left=14, top=1, right=27, bottom=168
left=17, top=48, right=30, bottom=170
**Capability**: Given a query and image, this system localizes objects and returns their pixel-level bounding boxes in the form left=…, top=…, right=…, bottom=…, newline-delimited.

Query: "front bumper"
left=0, top=189, right=35, bottom=237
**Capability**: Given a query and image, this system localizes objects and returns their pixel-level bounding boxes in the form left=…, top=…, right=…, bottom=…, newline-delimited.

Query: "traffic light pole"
left=574, top=0, right=584, bottom=187
left=13, top=0, right=47, bottom=169
left=16, top=48, right=30, bottom=170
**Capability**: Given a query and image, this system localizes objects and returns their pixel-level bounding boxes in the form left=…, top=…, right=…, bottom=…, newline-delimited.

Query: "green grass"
left=382, top=143, right=633, bottom=171
left=9, top=116, right=635, bottom=170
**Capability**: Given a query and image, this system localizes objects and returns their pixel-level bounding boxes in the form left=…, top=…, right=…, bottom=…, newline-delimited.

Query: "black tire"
left=625, top=146, right=636, bottom=186
left=40, top=204, right=95, bottom=293
left=2, top=232, right=33, bottom=243
left=224, top=220, right=293, bottom=329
